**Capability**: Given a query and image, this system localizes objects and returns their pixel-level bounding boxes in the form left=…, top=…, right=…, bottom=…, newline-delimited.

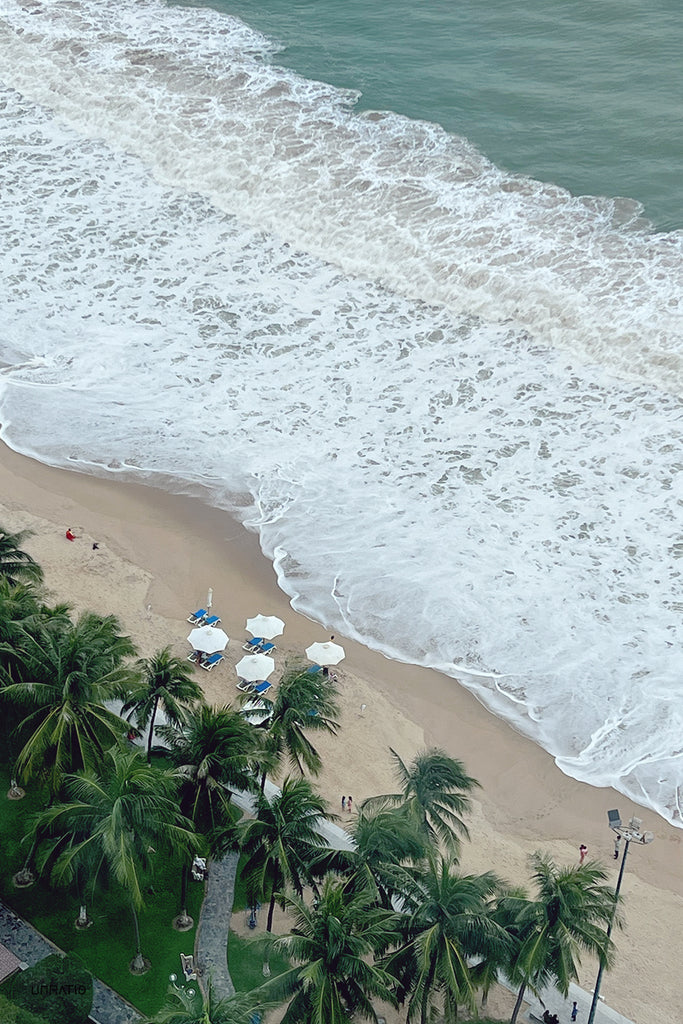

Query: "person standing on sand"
left=347, top=796, right=353, bottom=813
left=341, top=796, right=346, bottom=811
left=579, top=844, right=588, bottom=864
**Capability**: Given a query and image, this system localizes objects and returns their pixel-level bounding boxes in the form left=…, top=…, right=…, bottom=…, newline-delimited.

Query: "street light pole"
left=586, top=811, right=654, bottom=1024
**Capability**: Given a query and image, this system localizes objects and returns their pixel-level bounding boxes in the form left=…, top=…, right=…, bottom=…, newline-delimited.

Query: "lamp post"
left=586, top=810, right=654, bottom=1024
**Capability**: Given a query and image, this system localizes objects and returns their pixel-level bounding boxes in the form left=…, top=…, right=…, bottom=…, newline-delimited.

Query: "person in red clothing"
left=579, top=844, right=588, bottom=863
left=65, top=528, right=76, bottom=541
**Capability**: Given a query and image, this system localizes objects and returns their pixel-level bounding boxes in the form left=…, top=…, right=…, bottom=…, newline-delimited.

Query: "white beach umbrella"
left=187, top=625, right=229, bottom=655
left=246, top=614, right=285, bottom=640
left=305, top=640, right=345, bottom=666
left=235, top=654, right=276, bottom=682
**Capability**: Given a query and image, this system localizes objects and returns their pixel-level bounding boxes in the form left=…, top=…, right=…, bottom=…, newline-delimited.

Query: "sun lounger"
left=200, top=652, right=224, bottom=672
left=180, top=953, right=197, bottom=981
left=257, top=642, right=276, bottom=655
left=236, top=679, right=255, bottom=692
left=252, top=680, right=272, bottom=696
left=187, top=609, right=207, bottom=624
left=243, top=637, right=264, bottom=652
left=307, top=664, right=322, bottom=674
left=203, top=614, right=221, bottom=627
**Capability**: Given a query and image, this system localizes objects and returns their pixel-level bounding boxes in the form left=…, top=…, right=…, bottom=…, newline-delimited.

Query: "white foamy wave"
left=1, top=4, right=683, bottom=828
left=0, top=0, right=682, bottom=390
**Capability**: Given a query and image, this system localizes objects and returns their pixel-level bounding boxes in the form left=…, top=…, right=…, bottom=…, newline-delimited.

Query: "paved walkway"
left=195, top=850, right=239, bottom=998
left=525, top=981, right=636, bottom=1024
left=0, top=901, right=142, bottom=1024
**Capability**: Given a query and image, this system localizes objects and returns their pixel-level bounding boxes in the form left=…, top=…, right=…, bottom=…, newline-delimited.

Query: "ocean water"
left=0, top=0, right=682, bottom=826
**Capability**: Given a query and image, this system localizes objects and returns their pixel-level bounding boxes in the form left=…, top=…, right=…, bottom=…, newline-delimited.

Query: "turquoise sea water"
left=206, top=0, right=683, bottom=230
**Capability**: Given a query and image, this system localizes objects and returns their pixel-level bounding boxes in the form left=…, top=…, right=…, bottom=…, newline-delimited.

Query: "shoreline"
left=0, top=440, right=680, bottom=1023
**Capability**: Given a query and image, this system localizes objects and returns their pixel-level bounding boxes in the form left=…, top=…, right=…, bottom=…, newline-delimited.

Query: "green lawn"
left=0, top=766, right=203, bottom=1017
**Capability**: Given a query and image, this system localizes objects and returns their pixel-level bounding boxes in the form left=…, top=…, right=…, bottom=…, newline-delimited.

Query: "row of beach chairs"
left=242, top=637, right=276, bottom=655
left=187, top=608, right=222, bottom=627
left=236, top=679, right=272, bottom=696
left=187, top=650, right=224, bottom=672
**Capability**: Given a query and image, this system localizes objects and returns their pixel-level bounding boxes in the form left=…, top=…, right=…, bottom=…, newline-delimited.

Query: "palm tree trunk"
left=510, top=980, right=527, bottom=1024
left=266, top=891, right=277, bottom=933
left=147, top=696, right=159, bottom=762
left=130, top=902, right=147, bottom=972
left=260, top=769, right=267, bottom=793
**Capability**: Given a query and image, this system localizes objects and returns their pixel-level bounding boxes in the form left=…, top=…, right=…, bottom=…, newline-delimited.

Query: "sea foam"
left=0, top=0, right=682, bottom=826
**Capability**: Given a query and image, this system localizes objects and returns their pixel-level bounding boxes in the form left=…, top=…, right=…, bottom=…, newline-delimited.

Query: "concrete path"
left=195, top=850, right=239, bottom=999
left=525, top=981, right=636, bottom=1024
left=0, top=900, right=142, bottom=1024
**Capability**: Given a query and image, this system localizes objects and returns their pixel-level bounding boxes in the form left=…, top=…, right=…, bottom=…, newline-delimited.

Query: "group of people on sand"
left=341, top=795, right=353, bottom=812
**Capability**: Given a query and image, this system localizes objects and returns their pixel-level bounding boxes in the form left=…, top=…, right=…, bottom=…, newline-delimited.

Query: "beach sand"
left=0, top=442, right=680, bottom=1024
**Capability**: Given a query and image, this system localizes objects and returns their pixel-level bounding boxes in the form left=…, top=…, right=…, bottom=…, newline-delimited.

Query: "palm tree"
left=386, top=852, right=510, bottom=1024
left=30, top=746, right=197, bottom=971
left=249, top=664, right=340, bottom=787
left=240, top=776, right=331, bottom=933
left=147, top=982, right=268, bottom=1024
left=470, top=885, right=528, bottom=1012
left=506, top=853, right=619, bottom=1024
left=4, top=612, right=137, bottom=793
left=259, top=875, right=400, bottom=1024
left=122, top=647, right=204, bottom=762
left=362, top=747, right=480, bottom=854
left=160, top=702, right=262, bottom=927
left=327, top=804, right=428, bottom=908
left=0, top=526, right=43, bottom=586
left=161, top=702, right=261, bottom=832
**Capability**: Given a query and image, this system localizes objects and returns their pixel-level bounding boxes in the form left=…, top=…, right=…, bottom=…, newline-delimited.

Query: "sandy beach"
left=0, top=441, right=680, bottom=1024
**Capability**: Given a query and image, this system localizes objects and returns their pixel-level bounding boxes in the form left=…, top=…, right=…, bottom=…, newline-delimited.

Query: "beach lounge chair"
left=252, top=680, right=272, bottom=696
left=203, top=614, right=221, bottom=627
left=257, top=642, right=276, bottom=655
left=236, top=679, right=255, bottom=693
left=200, top=652, right=224, bottom=672
left=243, top=637, right=264, bottom=652
left=187, top=608, right=207, bottom=624
left=180, top=953, right=197, bottom=981
left=307, top=664, right=322, bottom=674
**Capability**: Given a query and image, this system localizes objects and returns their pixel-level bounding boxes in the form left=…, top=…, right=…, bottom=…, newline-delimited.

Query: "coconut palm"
left=240, top=776, right=331, bottom=933
left=325, top=804, right=428, bottom=909
left=0, top=526, right=43, bottom=586
left=161, top=702, right=261, bottom=832
left=122, top=646, right=204, bottom=762
left=506, top=853, right=619, bottom=1024
left=160, top=702, right=262, bottom=927
left=469, top=885, right=528, bottom=1012
left=147, top=982, right=268, bottom=1024
left=386, top=852, right=510, bottom=1024
left=4, top=612, right=137, bottom=793
left=30, top=746, right=197, bottom=971
left=259, top=875, right=400, bottom=1024
left=248, top=664, right=340, bottom=787
left=362, top=747, right=480, bottom=855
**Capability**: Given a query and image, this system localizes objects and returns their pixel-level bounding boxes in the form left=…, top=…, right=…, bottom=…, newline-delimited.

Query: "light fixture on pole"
left=586, top=810, right=654, bottom=1024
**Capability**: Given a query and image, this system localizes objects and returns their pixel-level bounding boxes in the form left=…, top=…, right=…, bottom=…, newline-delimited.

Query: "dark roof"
left=0, top=942, right=23, bottom=982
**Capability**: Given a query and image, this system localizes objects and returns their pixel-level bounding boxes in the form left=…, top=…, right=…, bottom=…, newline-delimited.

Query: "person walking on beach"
left=579, top=844, right=588, bottom=864
left=613, top=835, right=621, bottom=860
left=347, top=796, right=353, bottom=813
left=571, top=1001, right=578, bottom=1021
left=341, top=796, right=346, bottom=811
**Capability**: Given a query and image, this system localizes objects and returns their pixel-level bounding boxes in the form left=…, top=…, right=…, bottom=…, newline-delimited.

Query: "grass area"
left=228, top=931, right=289, bottom=993
left=0, top=766, right=204, bottom=1017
